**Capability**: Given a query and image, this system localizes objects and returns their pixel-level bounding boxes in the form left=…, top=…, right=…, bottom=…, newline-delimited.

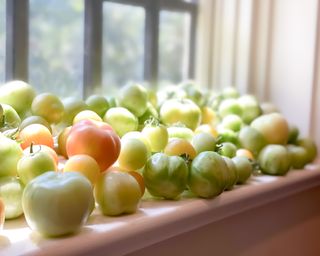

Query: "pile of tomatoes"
left=0, top=80, right=317, bottom=237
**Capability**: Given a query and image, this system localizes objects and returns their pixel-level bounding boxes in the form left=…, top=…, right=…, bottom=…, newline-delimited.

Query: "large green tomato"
left=296, top=138, right=317, bottom=163
left=188, top=151, right=228, bottom=198
left=258, top=144, right=291, bottom=175
left=85, top=95, right=110, bottom=117
left=220, top=114, right=243, bottom=132
left=17, top=146, right=57, bottom=185
left=0, top=80, right=36, bottom=117
left=218, top=142, right=237, bottom=158
left=237, top=95, right=262, bottom=124
left=22, top=171, right=94, bottom=237
left=104, top=107, right=138, bottom=137
left=251, top=113, right=289, bottom=145
left=287, top=145, right=308, bottom=169
left=160, top=98, right=201, bottom=130
left=232, top=156, right=252, bottom=184
left=0, top=134, right=23, bottom=177
left=222, top=156, right=238, bottom=190
left=94, top=169, right=142, bottom=216
left=238, top=126, right=267, bottom=157
left=141, top=123, right=168, bottom=152
left=118, top=83, right=148, bottom=117
left=0, top=176, right=24, bottom=219
left=143, top=153, right=188, bottom=199
left=192, top=132, right=216, bottom=155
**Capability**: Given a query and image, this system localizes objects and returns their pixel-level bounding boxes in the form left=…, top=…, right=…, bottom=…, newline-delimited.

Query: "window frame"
left=3, top=0, right=198, bottom=97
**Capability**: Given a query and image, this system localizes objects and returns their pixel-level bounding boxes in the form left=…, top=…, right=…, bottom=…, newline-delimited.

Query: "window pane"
left=158, top=11, right=191, bottom=84
left=29, top=0, right=84, bottom=98
left=0, top=0, right=5, bottom=83
left=102, top=2, right=145, bottom=94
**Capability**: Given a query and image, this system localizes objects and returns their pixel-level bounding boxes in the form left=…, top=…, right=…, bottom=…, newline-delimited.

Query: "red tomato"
left=66, top=119, right=121, bottom=171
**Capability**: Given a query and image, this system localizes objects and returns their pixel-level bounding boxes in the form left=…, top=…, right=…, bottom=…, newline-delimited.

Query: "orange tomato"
left=57, top=126, right=72, bottom=158
left=236, top=148, right=254, bottom=161
left=164, top=138, right=197, bottom=160
left=66, top=119, right=121, bottom=172
left=19, top=124, right=54, bottom=150
left=63, top=154, right=100, bottom=185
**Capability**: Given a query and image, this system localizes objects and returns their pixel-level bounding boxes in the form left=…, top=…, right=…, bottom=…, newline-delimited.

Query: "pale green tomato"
left=118, top=138, right=149, bottom=171
left=218, top=98, right=242, bottom=118
left=238, top=126, right=267, bottom=157
left=221, top=114, right=243, bottom=132
left=143, top=153, right=188, bottom=199
left=232, top=156, right=252, bottom=184
left=287, top=145, right=308, bottom=169
left=296, top=138, right=317, bottom=163
left=178, top=81, right=205, bottom=107
left=104, top=107, right=138, bottom=137
left=0, top=80, right=36, bottom=117
left=258, top=144, right=291, bottom=176
left=22, top=171, right=94, bottom=237
left=237, top=95, right=262, bottom=124
left=167, top=126, right=194, bottom=142
left=20, top=115, right=52, bottom=133
left=61, top=97, right=88, bottom=126
left=94, top=169, right=142, bottom=216
left=192, top=132, right=216, bottom=155
left=251, top=113, right=289, bottom=145
left=0, top=134, right=23, bottom=177
left=138, top=102, right=159, bottom=125
left=141, top=124, right=168, bottom=152
left=118, top=83, right=148, bottom=117
left=188, top=151, right=228, bottom=198
left=1, top=103, right=21, bottom=128
left=121, top=131, right=152, bottom=156
left=222, top=156, right=238, bottom=190
left=160, top=98, right=201, bottom=130
left=221, top=87, right=239, bottom=99
left=0, top=176, right=24, bottom=219
left=17, top=149, right=57, bottom=185
left=85, top=95, right=110, bottom=117
left=217, top=128, right=238, bottom=145
left=156, top=85, right=187, bottom=107
left=218, top=142, right=237, bottom=158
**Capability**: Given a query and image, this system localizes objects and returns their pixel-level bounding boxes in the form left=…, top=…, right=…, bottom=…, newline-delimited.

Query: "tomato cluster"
left=0, top=80, right=317, bottom=237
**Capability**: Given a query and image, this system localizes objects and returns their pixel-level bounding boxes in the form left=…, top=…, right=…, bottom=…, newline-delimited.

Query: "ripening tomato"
left=19, top=124, right=54, bottom=150
left=66, top=119, right=121, bottom=171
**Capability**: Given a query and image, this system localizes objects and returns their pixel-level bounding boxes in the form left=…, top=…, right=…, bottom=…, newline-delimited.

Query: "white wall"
left=196, top=0, right=320, bottom=149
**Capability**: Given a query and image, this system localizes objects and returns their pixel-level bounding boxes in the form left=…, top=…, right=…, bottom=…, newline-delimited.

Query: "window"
left=2, top=0, right=197, bottom=97
left=29, top=0, right=84, bottom=97
left=102, top=2, right=145, bottom=95
left=0, top=0, right=5, bottom=83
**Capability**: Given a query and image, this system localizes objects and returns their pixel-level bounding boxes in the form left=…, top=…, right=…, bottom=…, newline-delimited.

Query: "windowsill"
left=1, top=159, right=320, bottom=256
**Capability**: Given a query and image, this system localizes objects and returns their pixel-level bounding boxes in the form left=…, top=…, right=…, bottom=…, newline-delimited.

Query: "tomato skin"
left=66, top=119, right=121, bottom=172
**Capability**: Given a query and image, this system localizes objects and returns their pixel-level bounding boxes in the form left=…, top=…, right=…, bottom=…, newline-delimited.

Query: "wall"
left=196, top=0, right=320, bottom=150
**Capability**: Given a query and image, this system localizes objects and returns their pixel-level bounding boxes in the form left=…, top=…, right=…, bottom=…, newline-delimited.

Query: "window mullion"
left=189, top=7, right=198, bottom=78
left=5, top=0, right=29, bottom=81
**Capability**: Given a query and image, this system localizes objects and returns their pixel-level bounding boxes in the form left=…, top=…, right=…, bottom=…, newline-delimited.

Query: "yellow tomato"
left=164, top=138, right=197, bottom=160
left=73, top=110, right=103, bottom=124
left=201, top=106, right=217, bottom=125
left=195, top=124, right=218, bottom=138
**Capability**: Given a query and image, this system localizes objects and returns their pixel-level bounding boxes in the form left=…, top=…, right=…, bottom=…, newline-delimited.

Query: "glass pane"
left=158, top=11, right=191, bottom=85
left=29, top=0, right=84, bottom=98
left=102, top=2, right=145, bottom=95
left=0, top=0, right=5, bottom=83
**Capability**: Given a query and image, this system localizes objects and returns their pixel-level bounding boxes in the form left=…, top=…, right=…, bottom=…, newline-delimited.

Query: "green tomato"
left=218, top=142, right=237, bottom=158
left=237, top=95, right=262, bottom=124
left=218, top=98, right=242, bottom=118
left=141, top=124, right=168, bottom=152
left=188, top=151, right=228, bottom=198
left=22, top=171, right=94, bottom=237
left=61, top=97, right=88, bottom=126
left=0, top=80, right=36, bottom=117
left=1, top=103, right=21, bottom=128
left=143, top=153, right=188, bottom=199
left=85, top=95, right=110, bottom=117
left=118, top=138, right=148, bottom=172
left=296, top=138, right=317, bottom=163
left=220, top=114, right=243, bottom=132
left=138, top=102, right=159, bottom=125
left=121, top=131, right=152, bottom=156
left=20, top=115, right=52, bottom=133
left=178, top=81, right=205, bottom=107
left=192, top=132, right=216, bottom=155
left=258, top=144, right=291, bottom=176
left=118, top=83, right=148, bottom=117
left=167, top=126, right=194, bottom=142
left=232, top=156, right=252, bottom=184
left=287, top=145, right=308, bottom=169
left=222, top=156, right=238, bottom=190
left=238, top=126, right=267, bottom=157
left=0, top=134, right=23, bottom=177
left=0, top=176, right=24, bottom=219
left=17, top=148, right=57, bottom=185
left=94, top=169, right=142, bottom=216
left=251, top=113, right=289, bottom=145
left=288, top=125, right=299, bottom=144
left=160, top=98, right=201, bottom=130
left=104, top=107, right=138, bottom=137
left=217, top=128, right=238, bottom=145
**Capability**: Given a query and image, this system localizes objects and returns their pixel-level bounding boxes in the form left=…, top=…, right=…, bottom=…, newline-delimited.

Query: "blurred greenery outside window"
left=0, top=0, right=5, bottom=83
